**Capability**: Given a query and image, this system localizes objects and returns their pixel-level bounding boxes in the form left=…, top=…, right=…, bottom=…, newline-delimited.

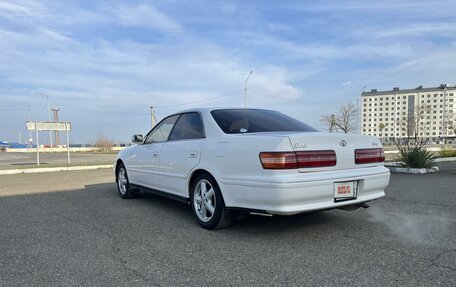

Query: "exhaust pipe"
left=338, top=203, right=369, bottom=211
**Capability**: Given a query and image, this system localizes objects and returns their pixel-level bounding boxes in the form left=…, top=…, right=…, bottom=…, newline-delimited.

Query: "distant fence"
left=5, top=146, right=125, bottom=153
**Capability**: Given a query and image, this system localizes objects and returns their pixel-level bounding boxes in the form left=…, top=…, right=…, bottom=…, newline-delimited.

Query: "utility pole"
left=52, top=107, right=60, bottom=147
left=18, top=131, right=22, bottom=144
left=36, top=92, right=53, bottom=149
left=150, top=106, right=155, bottom=128
left=244, top=71, right=253, bottom=108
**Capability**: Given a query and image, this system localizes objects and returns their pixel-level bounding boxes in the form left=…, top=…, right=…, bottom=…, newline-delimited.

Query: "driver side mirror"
left=131, top=134, right=144, bottom=144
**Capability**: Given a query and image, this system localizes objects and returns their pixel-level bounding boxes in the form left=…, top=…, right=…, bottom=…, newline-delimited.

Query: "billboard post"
left=35, top=122, right=40, bottom=166
left=27, top=121, right=72, bottom=166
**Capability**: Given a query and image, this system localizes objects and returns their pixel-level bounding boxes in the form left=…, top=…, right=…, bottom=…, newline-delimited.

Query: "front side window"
left=211, top=109, right=317, bottom=134
left=144, top=115, right=179, bottom=144
left=168, top=113, right=204, bottom=141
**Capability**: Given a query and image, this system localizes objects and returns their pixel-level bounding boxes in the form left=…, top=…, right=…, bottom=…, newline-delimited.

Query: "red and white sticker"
left=334, top=181, right=356, bottom=199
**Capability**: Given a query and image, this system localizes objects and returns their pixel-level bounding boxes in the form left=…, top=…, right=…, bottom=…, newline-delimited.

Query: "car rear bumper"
left=219, top=166, right=390, bottom=215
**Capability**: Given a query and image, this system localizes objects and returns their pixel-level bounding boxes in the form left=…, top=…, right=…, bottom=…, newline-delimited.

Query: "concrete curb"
left=387, top=166, right=439, bottom=174
left=434, top=157, right=456, bottom=162
left=0, top=164, right=113, bottom=175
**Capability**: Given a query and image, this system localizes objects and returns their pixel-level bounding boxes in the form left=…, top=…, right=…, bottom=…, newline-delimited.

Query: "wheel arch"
left=187, top=168, right=221, bottom=198
left=114, top=159, right=124, bottom=181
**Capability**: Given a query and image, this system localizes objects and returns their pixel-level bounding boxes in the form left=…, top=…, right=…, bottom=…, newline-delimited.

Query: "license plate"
left=334, top=181, right=357, bottom=201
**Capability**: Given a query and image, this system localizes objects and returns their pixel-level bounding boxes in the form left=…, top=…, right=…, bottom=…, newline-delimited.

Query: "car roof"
left=175, top=107, right=276, bottom=114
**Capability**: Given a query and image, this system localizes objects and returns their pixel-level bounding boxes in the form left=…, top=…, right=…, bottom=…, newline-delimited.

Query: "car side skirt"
left=130, top=184, right=189, bottom=205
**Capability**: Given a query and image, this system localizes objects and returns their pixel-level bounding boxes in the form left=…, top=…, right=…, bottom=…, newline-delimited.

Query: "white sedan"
left=115, top=108, right=390, bottom=229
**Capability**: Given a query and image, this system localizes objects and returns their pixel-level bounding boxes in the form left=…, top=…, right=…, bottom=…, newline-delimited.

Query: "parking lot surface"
left=1, top=163, right=455, bottom=286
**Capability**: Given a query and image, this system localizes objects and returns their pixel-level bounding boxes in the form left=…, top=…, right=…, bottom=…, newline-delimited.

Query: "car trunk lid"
left=287, top=132, right=383, bottom=171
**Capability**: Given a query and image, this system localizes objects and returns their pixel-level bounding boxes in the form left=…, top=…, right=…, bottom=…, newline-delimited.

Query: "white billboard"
left=26, top=121, right=71, bottom=131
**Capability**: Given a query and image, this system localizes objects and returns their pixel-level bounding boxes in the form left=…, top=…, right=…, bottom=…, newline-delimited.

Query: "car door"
left=127, top=115, right=179, bottom=189
left=157, top=112, right=205, bottom=197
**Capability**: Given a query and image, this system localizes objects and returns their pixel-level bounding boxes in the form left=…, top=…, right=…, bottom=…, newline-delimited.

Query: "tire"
left=190, top=174, right=232, bottom=229
left=116, top=163, right=135, bottom=199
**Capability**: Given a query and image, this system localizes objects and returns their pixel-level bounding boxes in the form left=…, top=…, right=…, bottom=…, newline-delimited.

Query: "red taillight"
left=355, top=148, right=385, bottom=164
left=259, top=150, right=336, bottom=169
left=296, top=150, right=337, bottom=168
left=259, top=152, right=298, bottom=169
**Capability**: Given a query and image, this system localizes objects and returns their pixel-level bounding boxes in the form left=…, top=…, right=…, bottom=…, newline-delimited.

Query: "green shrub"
left=395, top=146, right=436, bottom=168
left=439, top=148, right=456, bottom=158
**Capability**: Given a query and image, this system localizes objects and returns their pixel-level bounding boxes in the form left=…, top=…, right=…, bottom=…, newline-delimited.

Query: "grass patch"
left=439, top=148, right=456, bottom=158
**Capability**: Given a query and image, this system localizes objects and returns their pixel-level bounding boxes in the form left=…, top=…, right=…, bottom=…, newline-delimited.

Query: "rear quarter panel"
left=195, top=134, right=293, bottom=206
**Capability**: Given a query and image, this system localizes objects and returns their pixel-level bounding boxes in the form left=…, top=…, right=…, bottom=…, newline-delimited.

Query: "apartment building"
left=361, top=84, right=456, bottom=143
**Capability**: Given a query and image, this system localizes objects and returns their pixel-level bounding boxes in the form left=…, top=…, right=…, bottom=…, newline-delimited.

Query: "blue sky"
left=1, top=0, right=455, bottom=144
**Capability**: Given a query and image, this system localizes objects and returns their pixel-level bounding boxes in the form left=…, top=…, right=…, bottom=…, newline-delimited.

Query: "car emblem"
left=339, top=140, right=347, bottom=147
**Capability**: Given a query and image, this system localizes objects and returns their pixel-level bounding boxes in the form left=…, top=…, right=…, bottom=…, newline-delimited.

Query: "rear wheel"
left=191, top=174, right=231, bottom=229
left=116, top=163, right=135, bottom=199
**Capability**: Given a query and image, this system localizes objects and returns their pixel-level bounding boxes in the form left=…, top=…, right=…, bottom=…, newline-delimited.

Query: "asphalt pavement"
left=0, top=163, right=455, bottom=286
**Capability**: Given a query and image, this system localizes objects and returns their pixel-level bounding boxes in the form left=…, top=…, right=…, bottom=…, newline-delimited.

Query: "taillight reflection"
left=260, top=150, right=336, bottom=169
left=296, top=150, right=337, bottom=168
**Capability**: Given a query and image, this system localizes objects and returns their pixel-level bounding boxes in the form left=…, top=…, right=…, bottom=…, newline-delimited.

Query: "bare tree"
left=447, top=114, right=456, bottom=136
left=396, top=104, right=431, bottom=143
left=320, top=102, right=357, bottom=133
left=320, top=114, right=338, bottom=132
left=93, top=132, right=114, bottom=152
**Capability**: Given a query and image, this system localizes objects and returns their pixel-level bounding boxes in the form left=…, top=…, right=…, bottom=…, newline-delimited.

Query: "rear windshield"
left=211, top=109, right=317, bottom=134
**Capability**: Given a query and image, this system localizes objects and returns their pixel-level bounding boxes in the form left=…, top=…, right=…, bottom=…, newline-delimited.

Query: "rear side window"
left=211, top=109, right=317, bottom=134
left=168, top=113, right=204, bottom=141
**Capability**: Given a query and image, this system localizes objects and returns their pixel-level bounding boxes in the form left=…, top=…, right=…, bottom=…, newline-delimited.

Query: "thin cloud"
left=113, top=4, right=182, bottom=33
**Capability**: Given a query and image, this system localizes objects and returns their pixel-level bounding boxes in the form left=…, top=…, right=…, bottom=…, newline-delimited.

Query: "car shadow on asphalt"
left=131, top=187, right=344, bottom=233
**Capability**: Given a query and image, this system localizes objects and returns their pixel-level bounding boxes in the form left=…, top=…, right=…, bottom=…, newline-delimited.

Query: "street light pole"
left=244, top=71, right=253, bottom=108
left=357, top=86, right=366, bottom=135
left=442, top=84, right=447, bottom=144
left=19, top=102, right=32, bottom=143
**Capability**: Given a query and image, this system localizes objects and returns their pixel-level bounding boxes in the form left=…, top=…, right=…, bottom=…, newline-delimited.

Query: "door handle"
left=189, top=151, right=198, bottom=158
left=152, top=152, right=158, bottom=158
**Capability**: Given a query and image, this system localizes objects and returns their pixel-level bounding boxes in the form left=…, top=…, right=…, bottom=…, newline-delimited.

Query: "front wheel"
left=116, top=163, right=135, bottom=199
left=191, top=174, right=232, bottom=229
